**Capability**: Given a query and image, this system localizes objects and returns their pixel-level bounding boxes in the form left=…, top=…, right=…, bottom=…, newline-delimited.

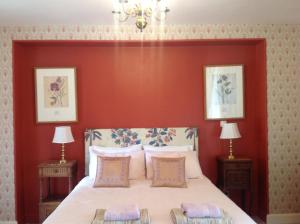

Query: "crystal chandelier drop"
left=112, top=0, right=170, bottom=32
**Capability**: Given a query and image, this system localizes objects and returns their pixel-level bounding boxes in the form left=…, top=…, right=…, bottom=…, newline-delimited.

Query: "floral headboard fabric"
left=84, top=127, right=198, bottom=175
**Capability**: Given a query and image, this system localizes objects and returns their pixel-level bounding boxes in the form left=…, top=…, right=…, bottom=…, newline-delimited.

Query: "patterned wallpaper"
left=0, top=24, right=300, bottom=222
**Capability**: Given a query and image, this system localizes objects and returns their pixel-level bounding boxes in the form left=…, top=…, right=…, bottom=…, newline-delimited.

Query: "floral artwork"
left=185, top=128, right=198, bottom=151
left=111, top=129, right=141, bottom=147
left=44, top=76, right=69, bottom=108
left=185, top=127, right=198, bottom=139
left=204, top=65, right=244, bottom=119
left=84, top=127, right=198, bottom=176
left=85, top=129, right=102, bottom=146
left=214, top=74, right=236, bottom=105
left=35, top=68, right=77, bottom=123
left=146, top=128, right=176, bottom=146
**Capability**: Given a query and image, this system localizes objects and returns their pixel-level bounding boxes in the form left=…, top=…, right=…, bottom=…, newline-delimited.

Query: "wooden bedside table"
left=217, top=156, right=253, bottom=214
left=38, top=160, right=77, bottom=223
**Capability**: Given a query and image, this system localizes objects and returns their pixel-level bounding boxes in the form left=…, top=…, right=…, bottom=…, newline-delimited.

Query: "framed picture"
left=204, top=65, right=244, bottom=120
left=35, top=67, right=78, bottom=123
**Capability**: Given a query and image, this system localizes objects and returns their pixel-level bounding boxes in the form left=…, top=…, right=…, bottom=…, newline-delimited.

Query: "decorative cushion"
left=89, top=144, right=144, bottom=179
left=145, top=151, right=203, bottom=179
left=151, top=156, right=187, bottom=188
left=93, top=156, right=130, bottom=187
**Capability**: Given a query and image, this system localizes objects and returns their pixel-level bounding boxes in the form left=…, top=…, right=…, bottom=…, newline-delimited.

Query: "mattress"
left=43, top=176, right=256, bottom=224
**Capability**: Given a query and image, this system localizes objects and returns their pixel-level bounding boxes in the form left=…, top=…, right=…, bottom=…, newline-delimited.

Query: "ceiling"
left=0, top=0, right=299, bottom=25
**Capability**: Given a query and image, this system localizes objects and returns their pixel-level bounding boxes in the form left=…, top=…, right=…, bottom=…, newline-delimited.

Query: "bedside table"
left=217, top=156, right=253, bottom=214
left=38, top=160, right=77, bottom=223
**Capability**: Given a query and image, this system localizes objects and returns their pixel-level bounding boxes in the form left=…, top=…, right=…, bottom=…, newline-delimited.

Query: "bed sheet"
left=44, top=176, right=256, bottom=224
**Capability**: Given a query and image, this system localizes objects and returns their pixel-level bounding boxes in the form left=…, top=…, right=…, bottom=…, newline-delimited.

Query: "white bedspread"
left=44, top=176, right=256, bottom=224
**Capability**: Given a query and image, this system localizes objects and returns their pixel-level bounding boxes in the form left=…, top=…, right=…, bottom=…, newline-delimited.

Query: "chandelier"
left=112, top=0, right=170, bottom=32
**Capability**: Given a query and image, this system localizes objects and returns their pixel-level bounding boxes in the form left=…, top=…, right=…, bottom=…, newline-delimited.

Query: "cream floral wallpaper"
left=0, top=24, right=300, bottom=222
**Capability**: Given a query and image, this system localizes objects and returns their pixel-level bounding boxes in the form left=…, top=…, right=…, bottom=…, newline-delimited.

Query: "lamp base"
left=60, top=143, right=67, bottom=164
left=60, top=159, right=67, bottom=164
left=228, top=139, right=235, bottom=160
left=228, top=154, right=235, bottom=160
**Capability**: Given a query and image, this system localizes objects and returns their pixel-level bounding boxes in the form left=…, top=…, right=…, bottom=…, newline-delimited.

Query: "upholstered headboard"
left=84, top=127, right=198, bottom=175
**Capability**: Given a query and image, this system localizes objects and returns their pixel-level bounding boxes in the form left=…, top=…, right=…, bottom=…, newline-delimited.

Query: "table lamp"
left=220, top=123, right=241, bottom=160
left=53, top=126, right=74, bottom=164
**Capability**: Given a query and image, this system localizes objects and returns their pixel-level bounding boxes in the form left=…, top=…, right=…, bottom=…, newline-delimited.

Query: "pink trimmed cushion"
left=151, top=156, right=187, bottom=188
left=145, top=151, right=203, bottom=179
left=89, top=144, right=145, bottom=180
left=93, top=156, right=130, bottom=187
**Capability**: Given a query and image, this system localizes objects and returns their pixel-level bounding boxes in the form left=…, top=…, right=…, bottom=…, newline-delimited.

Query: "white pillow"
left=143, top=145, right=193, bottom=152
left=145, top=151, right=203, bottom=179
left=91, top=144, right=142, bottom=153
left=89, top=144, right=145, bottom=180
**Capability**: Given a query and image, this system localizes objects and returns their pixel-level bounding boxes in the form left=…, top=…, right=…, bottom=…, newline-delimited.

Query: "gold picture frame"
left=204, top=65, right=244, bottom=120
left=35, top=67, right=78, bottom=123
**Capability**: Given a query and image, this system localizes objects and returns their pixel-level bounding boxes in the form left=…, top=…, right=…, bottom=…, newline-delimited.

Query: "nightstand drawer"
left=223, top=162, right=251, bottom=170
left=225, top=170, right=250, bottom=189
left=39, top=166, right=69, bottom=177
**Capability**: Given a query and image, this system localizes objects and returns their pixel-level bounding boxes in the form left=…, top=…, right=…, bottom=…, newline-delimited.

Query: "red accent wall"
left=13, top=40, right=267, bottom=223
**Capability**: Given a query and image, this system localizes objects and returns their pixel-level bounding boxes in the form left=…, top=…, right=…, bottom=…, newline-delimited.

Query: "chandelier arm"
left=131, top=8, right=137, bottom=18
left=122, top=2, right=134, bottom=17
left=155, top=8, right=170, bottom=21
left=118, top=14, right=130, bottom=22
left=133, top=3, right=141, bottom=17
left=145, top=8, right=152, bottom=18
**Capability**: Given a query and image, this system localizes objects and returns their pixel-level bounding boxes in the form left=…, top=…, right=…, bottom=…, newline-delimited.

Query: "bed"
left=43, top=128, right=256, bottom=224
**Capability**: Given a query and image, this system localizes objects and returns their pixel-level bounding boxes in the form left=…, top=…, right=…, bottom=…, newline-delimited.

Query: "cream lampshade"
left=53, top=126, right=74, bottom=164
left=220, top=123, right=241, bottom=160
